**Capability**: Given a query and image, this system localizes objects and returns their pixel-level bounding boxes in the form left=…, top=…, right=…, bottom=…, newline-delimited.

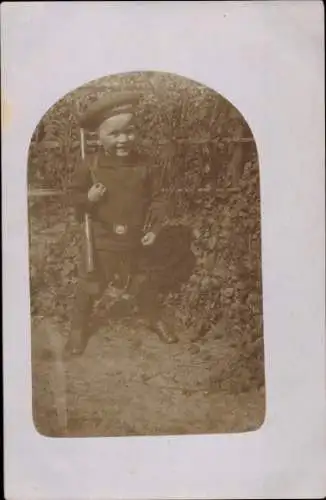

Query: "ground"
left=31, top=305, right=265, bottom=438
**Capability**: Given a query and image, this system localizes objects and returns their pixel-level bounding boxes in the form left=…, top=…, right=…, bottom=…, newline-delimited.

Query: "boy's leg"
left=67, top=282, right=102, bottom=355
left=67, top=248, right=129, bottom=355
left=65, top=250, right=106, bottom=356
left=135, top=276, right=178, bottom=344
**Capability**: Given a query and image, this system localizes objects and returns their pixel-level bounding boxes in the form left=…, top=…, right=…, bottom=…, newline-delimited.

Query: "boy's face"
left=98, top=113, right=136, bottom=157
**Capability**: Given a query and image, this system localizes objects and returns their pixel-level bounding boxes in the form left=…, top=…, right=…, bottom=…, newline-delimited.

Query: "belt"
left=113, top=223, right=128, bottom=235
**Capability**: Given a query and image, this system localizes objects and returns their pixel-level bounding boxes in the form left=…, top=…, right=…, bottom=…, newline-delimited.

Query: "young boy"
left=66, top=90, right=178, bottom=356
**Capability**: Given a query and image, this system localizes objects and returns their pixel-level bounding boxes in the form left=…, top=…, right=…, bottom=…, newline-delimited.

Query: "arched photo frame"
left=28, top=70, right=265, bottom=438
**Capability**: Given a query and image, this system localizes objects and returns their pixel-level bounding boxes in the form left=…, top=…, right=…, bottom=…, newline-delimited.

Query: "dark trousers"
left=71, top=246, right=162, bottom=334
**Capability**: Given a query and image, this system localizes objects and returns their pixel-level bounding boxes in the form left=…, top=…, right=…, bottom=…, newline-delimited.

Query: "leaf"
left=201, top=276, right=211, bottom=288
left=204, top=252, right=216, bottom=271
left=62, top=260, right=75, bottom=276
left=193, top=228, right=201, bottom=239
left=208, top=235, right=217, bottom=250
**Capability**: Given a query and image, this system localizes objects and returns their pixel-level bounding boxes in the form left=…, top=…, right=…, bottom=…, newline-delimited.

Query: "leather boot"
left=64, top=327, right=89, bottom=357
left=148, top=318, right=179, bottom=344
left=135, top=282, right=179, bottom=344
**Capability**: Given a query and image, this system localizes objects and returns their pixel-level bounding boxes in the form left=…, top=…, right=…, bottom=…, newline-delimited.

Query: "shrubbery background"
left=28, top=71, right=264, bottom=393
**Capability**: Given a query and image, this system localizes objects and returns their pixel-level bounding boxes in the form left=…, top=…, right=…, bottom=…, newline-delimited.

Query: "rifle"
left=80, top=127, right=95, bottom=274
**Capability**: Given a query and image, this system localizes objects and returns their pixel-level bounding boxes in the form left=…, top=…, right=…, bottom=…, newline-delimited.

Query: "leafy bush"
left=28, top=71, right=263, bottom=391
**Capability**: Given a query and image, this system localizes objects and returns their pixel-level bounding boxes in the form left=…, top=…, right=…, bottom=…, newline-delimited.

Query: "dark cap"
left=78, top=90, right=143, bottom=131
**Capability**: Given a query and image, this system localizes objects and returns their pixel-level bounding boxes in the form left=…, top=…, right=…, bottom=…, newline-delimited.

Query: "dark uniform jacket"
left=69, top=149, right=168, bottom=252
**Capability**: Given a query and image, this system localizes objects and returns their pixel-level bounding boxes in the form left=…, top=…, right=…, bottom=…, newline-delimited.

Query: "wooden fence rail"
left=30, top=137, right=254, bottom=150
left=28, top=186, right=240, bottom=198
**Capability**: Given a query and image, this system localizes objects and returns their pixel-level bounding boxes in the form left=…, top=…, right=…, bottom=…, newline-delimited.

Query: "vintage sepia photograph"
left=28, top=70, right=265, bottom=438
left=4, top=2, right=324, bottom=498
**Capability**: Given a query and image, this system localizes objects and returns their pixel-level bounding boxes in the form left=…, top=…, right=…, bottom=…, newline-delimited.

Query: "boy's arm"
left=145, top=165, right=170, bottom=235
left=68, top=159, right=94, bottom=220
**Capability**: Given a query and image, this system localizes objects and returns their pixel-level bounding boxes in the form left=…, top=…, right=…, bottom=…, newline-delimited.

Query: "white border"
left=2, top=2, right=325, bottom=499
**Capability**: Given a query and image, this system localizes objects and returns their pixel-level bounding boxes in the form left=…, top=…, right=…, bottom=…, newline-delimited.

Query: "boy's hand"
left=88, top=183, right=107, bottom=203
left=141, top=231, right=157, bottom=246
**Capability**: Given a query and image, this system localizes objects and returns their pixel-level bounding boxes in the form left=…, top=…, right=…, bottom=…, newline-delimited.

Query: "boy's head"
left=98, top=112, right=136, bottom=157
left=79, top=91, right=142, bottom=157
